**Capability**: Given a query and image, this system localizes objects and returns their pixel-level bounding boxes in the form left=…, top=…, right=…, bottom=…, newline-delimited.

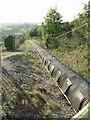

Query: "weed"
left=47, top=99, right=60, bottom=110
left=43, top=106, right=52, bottom=116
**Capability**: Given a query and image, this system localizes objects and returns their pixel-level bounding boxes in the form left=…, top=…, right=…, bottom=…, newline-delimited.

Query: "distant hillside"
left=0, top=22, right=39, bottom=41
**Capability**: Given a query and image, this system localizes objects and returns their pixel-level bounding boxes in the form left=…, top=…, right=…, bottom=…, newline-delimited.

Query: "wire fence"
left=49, top=23, right=88, bottom=50
left=49, top=23, right=89, bottom=81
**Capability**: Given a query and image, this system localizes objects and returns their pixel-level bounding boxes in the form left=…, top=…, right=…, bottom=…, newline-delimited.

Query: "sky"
left=0, top=0, right=89, bottom=23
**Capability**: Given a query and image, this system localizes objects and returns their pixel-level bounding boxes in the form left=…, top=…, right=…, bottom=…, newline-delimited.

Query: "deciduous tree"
left=42, top=7, right=62, bottom=48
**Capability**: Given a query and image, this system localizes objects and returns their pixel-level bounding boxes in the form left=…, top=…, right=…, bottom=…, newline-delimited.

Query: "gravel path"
left=2, top=51, right=75, bottom=119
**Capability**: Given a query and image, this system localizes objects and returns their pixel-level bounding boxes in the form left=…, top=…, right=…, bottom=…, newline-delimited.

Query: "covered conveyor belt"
left=29, top=40, right=90, bottom=113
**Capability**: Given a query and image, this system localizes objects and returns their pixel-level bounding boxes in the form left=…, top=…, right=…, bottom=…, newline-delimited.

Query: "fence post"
left=88, top=1, right=90, bottom=80
left=0, top=42, right=3, bottom=119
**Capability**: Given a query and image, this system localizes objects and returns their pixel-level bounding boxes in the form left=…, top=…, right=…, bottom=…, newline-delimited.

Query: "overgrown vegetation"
left=22, top=3, right=89, bottom=81
left=2, top=2, right=87, bottom=80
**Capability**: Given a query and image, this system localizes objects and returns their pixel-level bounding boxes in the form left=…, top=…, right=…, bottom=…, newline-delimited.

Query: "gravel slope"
left=2, top=51, right=75, bottom=119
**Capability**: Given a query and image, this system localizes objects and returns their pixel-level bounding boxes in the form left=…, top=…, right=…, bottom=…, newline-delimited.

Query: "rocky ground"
left=2, top=50, right=76, bottom=119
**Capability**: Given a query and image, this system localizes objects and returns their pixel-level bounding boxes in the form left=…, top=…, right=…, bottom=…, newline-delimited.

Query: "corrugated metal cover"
left=48, top=64, right=55, bottom=74
left=61, top=78, right=72, bottom=93
left=51, top=67, right=59, bottom=78
left=71, top=90, right=85, bottom=111
left=46, top=60, right=51, bottom=68
left=55, top=71, right=62, bottom=82
left=43, top=58, right=46, bottom=64
left=71, top=102, right=90, bottom=119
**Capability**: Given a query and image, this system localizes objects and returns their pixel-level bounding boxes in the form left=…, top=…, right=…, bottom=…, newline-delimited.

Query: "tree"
left=70, top=3, right=88, bottom=48
left=29, top=27, right=38, bottom=38
left=4, top=35, right=15, bottom=50
left=61, top=22, right=72, bottom=38
left=37, top=26, right=42, bottom=38
left=42, top=7, right=63, bottom=48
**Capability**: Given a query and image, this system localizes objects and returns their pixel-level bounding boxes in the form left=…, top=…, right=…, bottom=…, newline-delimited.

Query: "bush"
left=4, top=35, right=15, bottom=50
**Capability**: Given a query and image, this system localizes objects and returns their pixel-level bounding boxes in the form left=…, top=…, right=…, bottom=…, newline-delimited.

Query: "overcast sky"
left=0, top=0, right=89, bottom=23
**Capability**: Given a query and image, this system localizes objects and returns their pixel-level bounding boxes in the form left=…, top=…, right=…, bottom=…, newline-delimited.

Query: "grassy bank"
left=35, top=39, right=89, bottom=82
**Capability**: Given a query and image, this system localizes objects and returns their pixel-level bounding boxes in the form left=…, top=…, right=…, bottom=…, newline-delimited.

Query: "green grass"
left=49, top=45, right=88, bottom=81
left=2, top=51, right=23, bottom=59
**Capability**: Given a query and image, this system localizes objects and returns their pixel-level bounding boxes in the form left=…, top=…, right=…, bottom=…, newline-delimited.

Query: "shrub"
left=4, top=35, right=15, bottom=50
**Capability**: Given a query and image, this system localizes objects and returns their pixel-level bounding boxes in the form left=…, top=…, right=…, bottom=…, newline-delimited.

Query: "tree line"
left=4, top=3, right=89, bottom=52
left=23, top=3, right=88, bottom=50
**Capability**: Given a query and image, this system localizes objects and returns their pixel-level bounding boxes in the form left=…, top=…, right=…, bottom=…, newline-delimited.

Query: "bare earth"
left=2, top=51, right=75, bottom=119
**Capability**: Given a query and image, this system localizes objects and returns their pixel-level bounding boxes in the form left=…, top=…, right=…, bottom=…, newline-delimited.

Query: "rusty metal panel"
left=43, top=58, right=46, bottom=65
